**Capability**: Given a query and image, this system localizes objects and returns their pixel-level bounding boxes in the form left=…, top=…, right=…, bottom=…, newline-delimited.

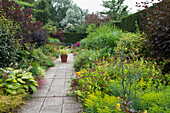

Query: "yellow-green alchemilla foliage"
left=0, top=94, right=25, bottom=113
left=85, top=90, right=121, bottom=113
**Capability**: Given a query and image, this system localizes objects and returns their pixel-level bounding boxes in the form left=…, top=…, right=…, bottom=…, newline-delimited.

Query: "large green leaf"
left=6, top=89, right=17, bottom=94
left=5, top=78, right=13, bottom=82
left=29, top=84, right=37, bottom=92
left=17, top=78, right=26, bottom=84
left=21, top=73, right=33, bottom=79
left=7, top=83, right=20, bottom=89
left=33, top=81, right=39, bottom=86
left=23, top=85, right=29, bottom=91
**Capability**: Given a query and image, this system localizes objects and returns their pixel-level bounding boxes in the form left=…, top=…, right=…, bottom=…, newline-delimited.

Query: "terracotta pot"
left=61, top=55, right=68, bottom=62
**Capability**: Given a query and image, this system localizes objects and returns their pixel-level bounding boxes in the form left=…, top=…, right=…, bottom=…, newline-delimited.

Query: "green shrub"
left=80, top=39, right=86, bottom=47
left=33, top=48, right=55, bottom=68
left=85, top=91, right=120, bottom=113
left=73, top=50, right=91, bottom=71
left=29, top=62, right=45, bottom=80
left=40, top=44, right=60, bottom=58
left=48, top=37, right=60, bottom=45
left=82, top=24, right=121, bottom=51
left=108, top=80, right=122, bottom=97
left=71, top=55, right=169, bottom=112
left=43, top=24, right=57, bottom=34
left=0, top=14, right=19, bottom=68
left=64, top=33, right=88, bottom=43
left=0, top=94, right=25, bottom=113
left=137, top=86, right=170, bottom=113
left=107, top=9, right=144, bottom=33
left=114, top=32, right=146, bottom=57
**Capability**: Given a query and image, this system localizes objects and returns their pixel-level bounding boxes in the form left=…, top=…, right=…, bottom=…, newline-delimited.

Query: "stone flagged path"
left=19, top=53, right=82, bottom=113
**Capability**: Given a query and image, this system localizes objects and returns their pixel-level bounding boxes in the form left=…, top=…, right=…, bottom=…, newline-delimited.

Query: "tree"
left=101, top=0, right=129, bottom=21
left=52, top=0, right=73, bottom=23
left=34, top=0, right=51, bottom=25
left=60, top=4, right=85, bottom=32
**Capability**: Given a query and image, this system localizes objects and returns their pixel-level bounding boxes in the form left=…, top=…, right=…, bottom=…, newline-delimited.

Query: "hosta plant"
left=0, top=68, right=38, bottom=95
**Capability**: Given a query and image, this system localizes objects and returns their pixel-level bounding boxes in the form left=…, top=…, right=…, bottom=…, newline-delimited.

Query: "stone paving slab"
left=62, top=103, right=82, bottom=113
left=18, top=98, right=44, bottom=113
left=40, top=105, right=62, bottom=113
left=18, top=53, right=82, bottom=113
left=43, top=97, right=63, bottom=106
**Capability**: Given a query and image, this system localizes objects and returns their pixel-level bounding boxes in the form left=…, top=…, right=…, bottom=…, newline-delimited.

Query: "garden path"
left=19, top=53, right=82, bottom=113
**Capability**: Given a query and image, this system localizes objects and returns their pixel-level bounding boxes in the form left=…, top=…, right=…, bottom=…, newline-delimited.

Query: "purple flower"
left=76, top=42, right=80, bottom=46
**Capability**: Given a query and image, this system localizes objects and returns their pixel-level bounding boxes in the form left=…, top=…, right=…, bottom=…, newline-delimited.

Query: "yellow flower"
left=0, top=84, right=2, bottom=87
left=144, top=110, right=147, bottom=113
left=76, top=72, right=80, bottom=76
left=116, top=103, right=121, bottom=111
left=97, top=47, right=99, bottom=50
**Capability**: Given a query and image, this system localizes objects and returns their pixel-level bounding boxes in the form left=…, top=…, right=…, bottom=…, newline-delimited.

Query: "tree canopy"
left=60, top=4, right=85, bottom=32
left=101, top=0, right=129, bottom=21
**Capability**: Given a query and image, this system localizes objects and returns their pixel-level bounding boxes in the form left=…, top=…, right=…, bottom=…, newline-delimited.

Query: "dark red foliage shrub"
left=136, top=0, right=170, bottom=59
left=50, top=28, right=65, bottom=42
left=0, top=0, right=48, bottom=49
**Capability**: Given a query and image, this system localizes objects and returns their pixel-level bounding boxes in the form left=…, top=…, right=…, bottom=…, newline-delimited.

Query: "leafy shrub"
left=137, top=0, right=170, bottom=59
left=0, top=0, right=48, bottom=49
left=114, top=32, right=146, bottom=57
left=73, top=50, right=91, bottom=71
left=0, top=94, right=25, bottom=113
left=29, top=62, right=45, bottom=80
left=50, top=28, right=65, bottom=42
left=139, top=87, right=170, bottom=113
left=80, top=39, right=86, bottom=47
left=0, top=15, right=19, bottom=68
left=0, top=68, right=38, bottom=95
left=108, top=80, right=122, bottom=97
left=48, top=37, right=60, bottom=45
left=85, top=91, right=120, bottom=113
left=71, top=54, right=169, bottom=112
left=44, top=23, right=57, bottom=34
left=40, top=44, right=60, bottom=58
left=71, top=61, right=113, bottom=99
left=33, top=48, right=55, bottom=68
left=32, top=30, right=48, bottom=47
left=72, top=24, right=89, bottom=33
left=64, top=32, right=87, bottom=43
left=82, top=24, right=121, bottom=51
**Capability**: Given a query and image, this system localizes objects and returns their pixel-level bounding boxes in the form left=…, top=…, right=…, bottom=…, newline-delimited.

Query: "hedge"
left=64, top=33, right=88, bottom=44
left=108, top=11, right=145, bottom=33
left=108, top=3, right=160, bottom=33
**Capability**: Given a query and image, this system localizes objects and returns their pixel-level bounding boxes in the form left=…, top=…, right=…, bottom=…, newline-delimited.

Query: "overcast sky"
left=73, top=0, right=161, bottom=14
